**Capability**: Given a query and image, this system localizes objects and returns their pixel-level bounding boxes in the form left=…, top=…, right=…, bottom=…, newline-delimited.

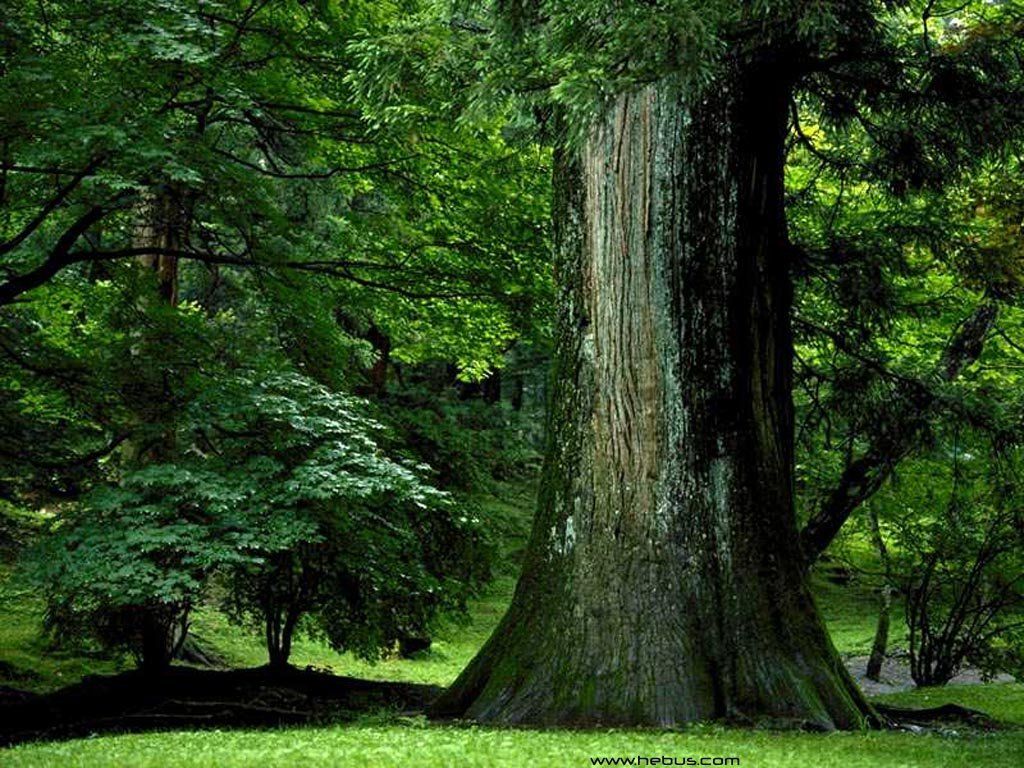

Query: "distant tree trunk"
left=482, top=370, right=502, bottom=405
left=122, top=185, right=189, bottom=466
left=266, top=607, right=298, bottom=669
left=866, top=504, right=893, bottom=681
left=138, top=606, right=188, bottom=676
left=365, top=324, right=391, bottom=396
left=135, top=186, right=188, bottom=305
left=266, top=613, right=286, bottom=668
left=264, top=555, right=313, bottom=669
left=510, top=374, right=525, bottom=411
left=129, top=185, right=192, bottom=673
left=434, top=67, right=873, bottom=729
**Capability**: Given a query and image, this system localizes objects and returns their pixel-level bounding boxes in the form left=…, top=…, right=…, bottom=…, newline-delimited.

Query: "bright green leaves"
left=29, top=369, right=490, bottom=662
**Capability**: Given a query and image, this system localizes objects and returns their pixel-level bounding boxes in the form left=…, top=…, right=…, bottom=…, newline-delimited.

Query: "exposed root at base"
left=874, top=703, right=1003, bottom=731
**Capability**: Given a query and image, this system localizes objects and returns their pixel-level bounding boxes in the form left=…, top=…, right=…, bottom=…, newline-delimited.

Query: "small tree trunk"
left=866, top=592, right=892, bottom=682
left=866, top=505, right=892, bottom=681
left=510, top=375, right=525, bottom=411
left=482, top=370, right=502, bottom=405
left=434, top=66, right=873, bottom=729
left=266, top=611, right=286, bottom=668
left=278, top=607, right=300, bottom=668
left=366, top=324, right=391, bottom=396
left=138, top=608, right=186, bottom=675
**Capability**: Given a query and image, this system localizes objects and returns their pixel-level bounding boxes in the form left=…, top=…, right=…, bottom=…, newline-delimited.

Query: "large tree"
left=435, top=0, right=1024, bottom=728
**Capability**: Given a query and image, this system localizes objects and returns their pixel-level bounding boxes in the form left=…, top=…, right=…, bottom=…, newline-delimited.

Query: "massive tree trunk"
left=434, top=67, right=873, bottom=729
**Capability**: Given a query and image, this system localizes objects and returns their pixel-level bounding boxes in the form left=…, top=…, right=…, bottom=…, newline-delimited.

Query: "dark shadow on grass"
left=0, top=665, right=442, bottom=747
left=2, top=667, right=1012, bottom=747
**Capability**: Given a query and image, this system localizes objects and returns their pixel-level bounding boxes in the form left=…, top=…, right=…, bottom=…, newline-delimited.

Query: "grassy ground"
left=0, top=570, right=128, bottom=690
left=2, top=480, right=1021, bottom=767
left=2, top=686, right=1022, bottom=768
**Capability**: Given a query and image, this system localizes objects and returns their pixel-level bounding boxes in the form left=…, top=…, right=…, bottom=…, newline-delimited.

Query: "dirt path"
left=844, top=653, right=1017, bottom=696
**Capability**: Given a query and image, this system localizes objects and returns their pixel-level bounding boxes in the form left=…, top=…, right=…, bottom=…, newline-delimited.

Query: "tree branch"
left=0, top=204, right=116, bottom=306
left=1, top=242, right=492, bottom=305
left=0, top=157, right=104, bottom=257
left=799, top=300, right=999, bottom=566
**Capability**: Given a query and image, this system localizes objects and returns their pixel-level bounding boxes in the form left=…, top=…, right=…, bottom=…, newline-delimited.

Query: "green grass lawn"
left=2, top=481, right=1022, bottom=767
left=3, top=686, right=1022, bottom=768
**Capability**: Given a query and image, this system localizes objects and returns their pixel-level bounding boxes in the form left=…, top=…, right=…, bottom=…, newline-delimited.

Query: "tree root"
left=874, top=703, right=1002, bottom=731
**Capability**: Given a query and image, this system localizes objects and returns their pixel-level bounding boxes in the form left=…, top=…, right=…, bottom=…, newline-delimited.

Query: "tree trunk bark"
left=865, top=505, right=892, bottom=682
left=128, top=185, right=191, bottom=671
left=135, top=186, right=188, bottom=305
left=266, top=609, right=288, bottom=669
left=365, top=323, right=391, bottom=397
left=138, top=607, right=187, bottom=676
left=434, top=68, right=873, bottom=729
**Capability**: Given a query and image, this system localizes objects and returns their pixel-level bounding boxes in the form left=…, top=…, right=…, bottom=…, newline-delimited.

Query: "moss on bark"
left=434, top=67, right=876, bottom=730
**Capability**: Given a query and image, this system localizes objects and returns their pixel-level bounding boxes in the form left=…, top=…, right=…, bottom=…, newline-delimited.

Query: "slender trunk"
left=266, top=610, right=299, bottom=669
left=279, top=606, right=300, bottom=668
left=510, top=375, right=525, bottom=411
left=266, top=561, right=305, bottom=669
left=366, top=324, right=391, bottom=396
left=865, top=505, right=892, bottom=681
left=129, top=185, right=191, bottom=670
left=866, top=594, right=892, bottom=682
left=434, top=68, right=872, bottom=729
left=266, top=608, right=287, bottom=668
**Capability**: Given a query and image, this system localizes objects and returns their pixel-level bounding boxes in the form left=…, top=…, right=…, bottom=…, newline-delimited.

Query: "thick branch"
left=799, top=301, right=999, bottom=565
left=0, top=242, right=490, bottom=305
left=0, top=204, right=114, bottom=306
left=0, top=157, right=103, bottom=257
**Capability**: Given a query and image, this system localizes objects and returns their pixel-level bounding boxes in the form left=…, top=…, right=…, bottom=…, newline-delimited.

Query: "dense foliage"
left=31, top=373, right=490, bottom=668
left=0, top=0, right=550, bottom=672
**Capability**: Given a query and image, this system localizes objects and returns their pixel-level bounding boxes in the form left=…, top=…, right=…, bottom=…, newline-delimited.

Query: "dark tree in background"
left=436, top=0, right=1024, bottom=728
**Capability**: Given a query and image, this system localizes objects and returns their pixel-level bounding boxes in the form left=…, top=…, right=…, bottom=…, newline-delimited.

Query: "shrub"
left=894, top=491, right=1024, bottom=686
left=31, top=464, right=266, bottom=671
left=29, top=372, right=491, bottom=671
